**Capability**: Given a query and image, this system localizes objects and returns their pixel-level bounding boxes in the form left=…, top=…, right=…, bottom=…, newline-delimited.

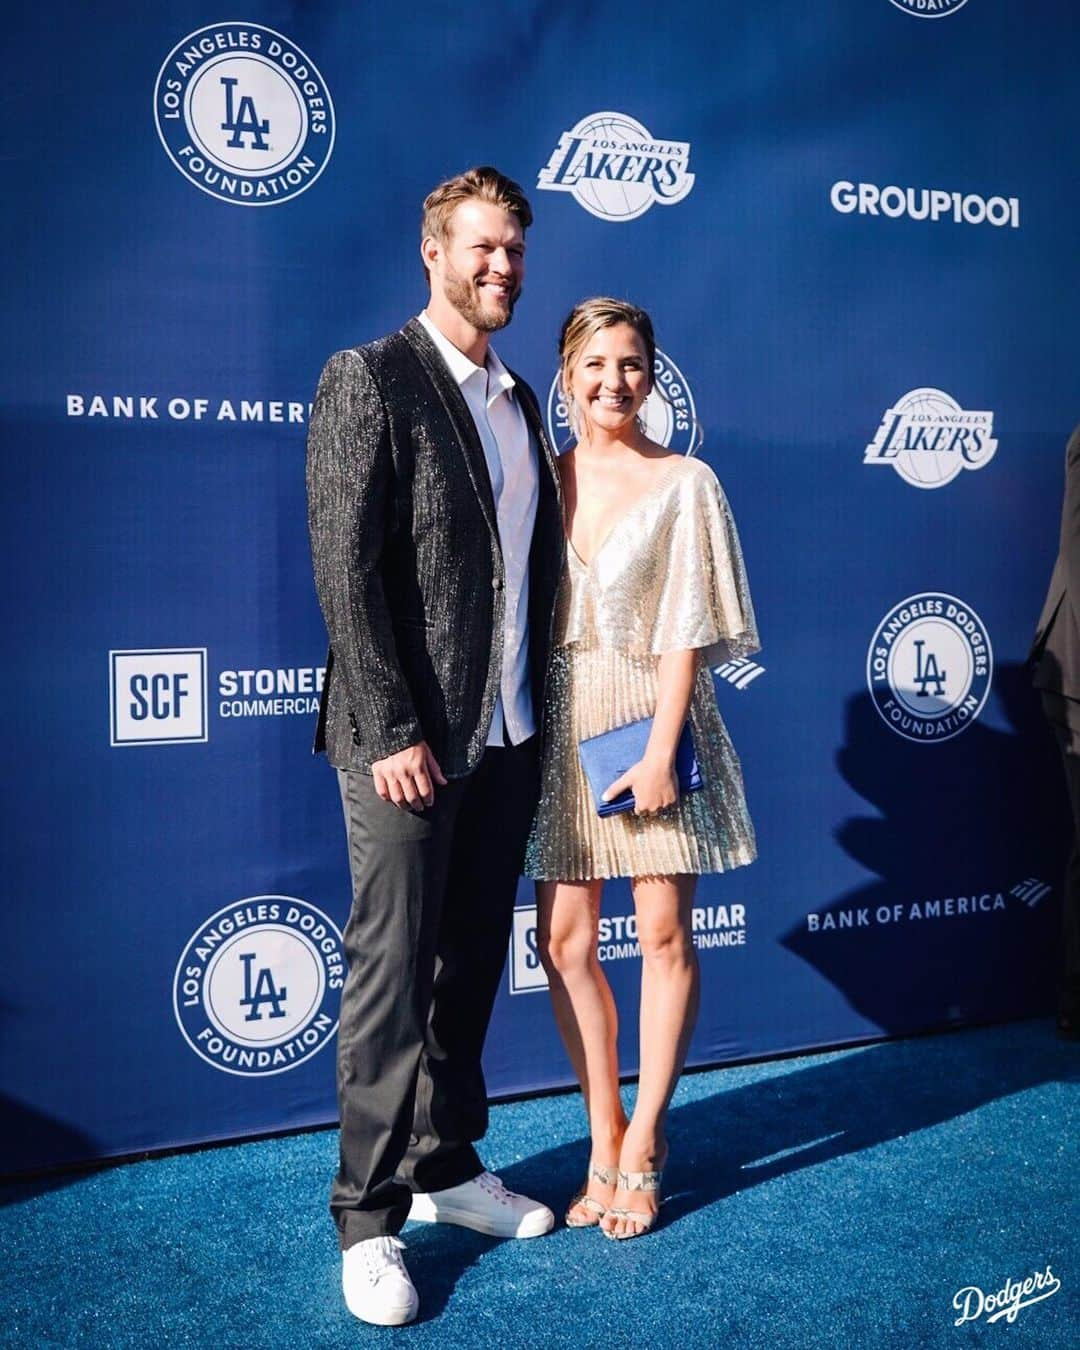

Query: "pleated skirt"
left=524, top=644, right=757, bottom=882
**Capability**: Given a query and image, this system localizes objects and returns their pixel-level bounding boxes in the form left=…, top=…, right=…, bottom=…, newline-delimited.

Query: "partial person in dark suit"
left=307, top=167, right=563, bottom=1327
left=1030, top=421, right=1080, bottom=1042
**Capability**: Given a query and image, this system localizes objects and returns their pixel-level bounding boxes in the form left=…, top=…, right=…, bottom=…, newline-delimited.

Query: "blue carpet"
left=3, top=1020, right=1077, bottom=1348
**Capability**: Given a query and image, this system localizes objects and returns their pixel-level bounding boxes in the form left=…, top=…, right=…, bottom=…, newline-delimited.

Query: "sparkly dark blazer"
left=306, top=317, right=564, bottom=776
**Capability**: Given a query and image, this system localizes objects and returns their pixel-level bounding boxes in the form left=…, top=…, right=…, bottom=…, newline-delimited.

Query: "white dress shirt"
left=417, top=311, right=539, bottom=745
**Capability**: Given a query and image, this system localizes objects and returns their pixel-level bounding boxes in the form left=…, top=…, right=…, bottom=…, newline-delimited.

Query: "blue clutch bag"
left=578, top=717, right=703, bottom=818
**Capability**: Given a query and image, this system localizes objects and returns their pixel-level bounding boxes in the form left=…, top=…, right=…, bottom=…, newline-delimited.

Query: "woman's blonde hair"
left=558, top=298, right=656, bottom=440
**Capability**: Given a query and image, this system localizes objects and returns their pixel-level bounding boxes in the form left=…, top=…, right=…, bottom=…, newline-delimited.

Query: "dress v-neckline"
left=565, top=456, right=683, bottom=570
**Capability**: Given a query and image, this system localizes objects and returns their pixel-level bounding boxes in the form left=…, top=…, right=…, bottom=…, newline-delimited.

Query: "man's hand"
left=372, top=741, right=448, bottom=811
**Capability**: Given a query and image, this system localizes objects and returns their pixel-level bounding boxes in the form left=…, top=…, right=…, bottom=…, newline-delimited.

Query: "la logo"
left=238, top=951, right=288, bottom=1021
left=912, top=639, right=946, bottom=699
left=220, top=76, right=270, bottom=150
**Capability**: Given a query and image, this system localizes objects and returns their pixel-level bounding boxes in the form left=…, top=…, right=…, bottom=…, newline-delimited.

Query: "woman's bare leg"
left=536, top=879, right=627, bottom=1220
left=603, top=873, right=699, bottom=1237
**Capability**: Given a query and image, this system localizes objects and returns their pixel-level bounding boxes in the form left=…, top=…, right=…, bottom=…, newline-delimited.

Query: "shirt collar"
left=417, top=310, right=516, bottom=404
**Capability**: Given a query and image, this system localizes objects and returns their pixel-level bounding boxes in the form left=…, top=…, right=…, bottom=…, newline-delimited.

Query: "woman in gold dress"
left=525, top=298, right=758, bottom=1239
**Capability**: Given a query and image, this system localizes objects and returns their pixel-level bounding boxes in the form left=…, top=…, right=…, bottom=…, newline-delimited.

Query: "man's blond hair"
left=421, top=166, right=533, bottom=273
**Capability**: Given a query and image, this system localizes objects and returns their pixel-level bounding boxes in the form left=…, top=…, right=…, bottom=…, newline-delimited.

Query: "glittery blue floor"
left=3, top=1020, right=1077, bottom=1348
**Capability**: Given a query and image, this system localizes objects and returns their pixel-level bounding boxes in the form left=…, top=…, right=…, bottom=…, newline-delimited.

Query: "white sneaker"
left=341, top=1235, right=419, bottom=1326
left=408, top=1170, right=554, bottom=1238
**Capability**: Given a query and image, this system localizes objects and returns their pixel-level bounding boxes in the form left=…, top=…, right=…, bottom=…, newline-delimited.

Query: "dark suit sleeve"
left=1061, top=423, right=1080, bottom=606
left=306, top=349, right=423, bottom=762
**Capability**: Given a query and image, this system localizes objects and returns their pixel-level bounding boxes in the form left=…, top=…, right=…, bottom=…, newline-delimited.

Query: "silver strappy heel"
left=602, top=1167, right=662, bottom=1239
left=565, top=1162, right=618, bottom=1228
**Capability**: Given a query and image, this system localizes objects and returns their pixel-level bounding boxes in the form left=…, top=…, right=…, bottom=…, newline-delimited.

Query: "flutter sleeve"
left=576, top=458, right=760, bottom=663
left=649, top=459, right=759, bottom=663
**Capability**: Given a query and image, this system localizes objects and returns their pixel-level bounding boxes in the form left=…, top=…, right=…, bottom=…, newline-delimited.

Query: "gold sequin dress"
left=525, top=455, right=759, bottom=881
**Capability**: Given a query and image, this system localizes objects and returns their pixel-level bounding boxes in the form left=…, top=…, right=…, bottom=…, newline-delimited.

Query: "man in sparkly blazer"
left=1031, top=421, right=1080, bottom=1045
left=307, top=167, right=563, bottom=1326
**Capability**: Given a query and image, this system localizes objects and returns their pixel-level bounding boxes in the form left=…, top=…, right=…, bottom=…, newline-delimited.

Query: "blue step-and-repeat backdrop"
left=3, top=1, right=1078, bottom=1173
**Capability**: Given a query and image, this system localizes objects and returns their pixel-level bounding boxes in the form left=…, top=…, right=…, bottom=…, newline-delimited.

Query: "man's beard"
left=443, top=266, right=520, bottom=333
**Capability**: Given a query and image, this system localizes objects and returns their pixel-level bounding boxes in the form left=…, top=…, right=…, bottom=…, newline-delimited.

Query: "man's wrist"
left=362, top=723, right=425, bottom=767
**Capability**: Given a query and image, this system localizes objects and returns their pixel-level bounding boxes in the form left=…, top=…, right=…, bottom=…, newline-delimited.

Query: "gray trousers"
left=1041, top=691, right=1080, bottom=1017
left=330, top=737, right=539, bottom=1249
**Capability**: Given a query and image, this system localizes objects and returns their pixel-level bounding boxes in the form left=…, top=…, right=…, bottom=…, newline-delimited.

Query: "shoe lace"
left=475, top=1170, right=513, bottom=1206
left=361, top=1235, right=408, bottom=1285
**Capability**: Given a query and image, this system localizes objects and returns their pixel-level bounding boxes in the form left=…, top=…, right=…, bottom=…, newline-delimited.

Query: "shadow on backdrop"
left=779, top=662, right=1066, bottom=1035
left=0, top=1093, right=98, bottom=1204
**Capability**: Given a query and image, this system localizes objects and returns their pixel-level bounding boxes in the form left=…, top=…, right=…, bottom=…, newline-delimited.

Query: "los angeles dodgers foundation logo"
left=546, top=348, right=699, bottom=454
left=154, top=23, right=334, bottom=206
left=537, top=112, right=694, bottom=221
left=888, top=0, right=970, bottom=16
left=867, top=593, right=992, bottom=742
left=174, top=896, right=345, bottom=1075
left=865, top=389, right=997, bottom=489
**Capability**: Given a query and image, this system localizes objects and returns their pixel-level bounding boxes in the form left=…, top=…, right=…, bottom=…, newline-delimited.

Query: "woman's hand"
left=602, top=754, right=679, bottom=816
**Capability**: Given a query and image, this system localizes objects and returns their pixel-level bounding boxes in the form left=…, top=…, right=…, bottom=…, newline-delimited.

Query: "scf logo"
left=109, top=648, right=208, bottom=746
left=509, top=904, right=548, bottom=995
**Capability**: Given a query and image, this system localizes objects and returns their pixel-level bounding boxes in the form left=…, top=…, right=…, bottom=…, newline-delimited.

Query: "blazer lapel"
left=401, top=318, right=498, bottom=537
left=506, top=362, right=561, bottom=493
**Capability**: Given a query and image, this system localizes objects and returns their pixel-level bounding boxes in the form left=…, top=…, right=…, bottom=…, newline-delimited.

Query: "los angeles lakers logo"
left=537, top=112, right=694, bottom=222
left=153, top=23, right=335, bottom=206
left=866, top=593, right=992, bottom=743
left=864, top=389, right=997, bottom=489
left=173, top=896, right=345, bottom=1076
